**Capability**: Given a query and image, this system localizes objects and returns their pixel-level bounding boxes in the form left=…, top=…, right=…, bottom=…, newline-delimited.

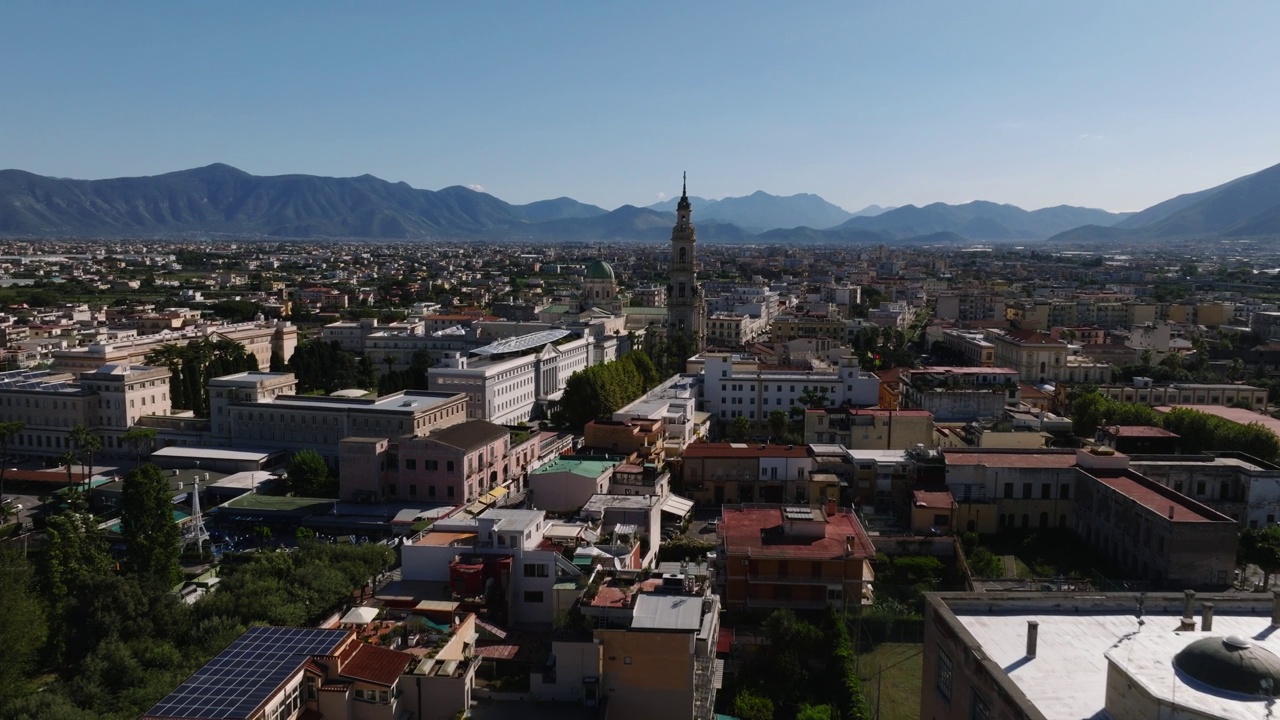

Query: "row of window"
left=1001, top=482, right=1071, bottom=500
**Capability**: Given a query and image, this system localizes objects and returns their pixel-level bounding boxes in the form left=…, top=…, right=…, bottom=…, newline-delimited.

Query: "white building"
left=401, top=508, right=580, bottom=628
left=700, top=352, right=881, bottom=427
left=428, top=329, right=593, bottom=424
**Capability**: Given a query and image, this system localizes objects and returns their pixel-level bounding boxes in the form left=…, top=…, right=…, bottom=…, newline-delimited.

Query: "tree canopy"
left=120, top=464, right=183, bottom=587
left=552, top=350, right=661, bottom=431
left=288, top=339, right=376, bottom=394
left=288, top=450, right=336, bottom=497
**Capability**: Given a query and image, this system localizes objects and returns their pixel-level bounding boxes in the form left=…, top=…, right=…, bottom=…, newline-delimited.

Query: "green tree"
left=120, top=464, right=183, bottom=587
left=120, top=427, right=158, bottom=464
left=269, top=349, right=287, bottom=372
left=768, top=410, right=789, bottom=441
left=289, top=449, right=335, bottom=497
left=797, top=705, right=832, bottom=720
left=1240, top=526, right=1280, bottom=589
left=732, top=690, right=774, bottom=720
left=0, top=420, right=25, bottom=523
left=0, top=546, right=46, bottom=706
left=729, top=415, right=752, bottom=442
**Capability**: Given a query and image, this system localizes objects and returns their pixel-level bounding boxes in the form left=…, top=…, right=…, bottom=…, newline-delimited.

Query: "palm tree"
left=121, top=427, right=157, bottom=465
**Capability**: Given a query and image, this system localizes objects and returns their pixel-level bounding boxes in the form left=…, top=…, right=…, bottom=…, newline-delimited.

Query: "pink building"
left=340, top=420, right=540, bottom=504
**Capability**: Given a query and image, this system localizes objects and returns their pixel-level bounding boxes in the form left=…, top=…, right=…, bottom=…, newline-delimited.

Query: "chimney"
left=1273, top=590, right=1280, bottom=627
left=1179, top=590, right=1196, bottom=631
left=1201, top=603, right=1215, bottom=632
left=1026, top=621, right=1039, bottom=658
left=1167, top=505, right=1174, bottom=520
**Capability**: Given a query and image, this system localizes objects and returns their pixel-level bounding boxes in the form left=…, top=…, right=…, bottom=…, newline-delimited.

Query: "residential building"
left=922, top=591, right=1280, bottom=720
left=939, top=328, right=996, bottom=367
left=717, top=503, right=876, bottom=612
left=401, top=613, right=482, bottom=720
left=770, top=311, right=847, bottom=343
left=539, top=568, right=722, bottom=720
left=401, top=507, right=581, bottom=628
left=899, top=367, right=1020, bottom=422
left=340, top=420, right=537, bottom=505
left=1131, top=452, right=1280, bottom=529
left=141, top=626, right=412, bottom=720
left=803, top=407, right=935, bottom=449
left=528, top=457, right=618, bottom=513
left=681, top=443, right=814, bottom=505
left=608, top=374, right=709, bottom=456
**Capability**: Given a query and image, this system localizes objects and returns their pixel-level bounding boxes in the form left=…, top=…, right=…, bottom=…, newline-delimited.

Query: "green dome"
left=584, top=260, right=615, bottom=281
left=1174, top=635, right=1280, bottom=697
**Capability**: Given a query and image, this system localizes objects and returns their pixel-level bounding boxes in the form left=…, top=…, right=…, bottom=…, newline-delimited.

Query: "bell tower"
left=666, top=172, right=706, bottom=351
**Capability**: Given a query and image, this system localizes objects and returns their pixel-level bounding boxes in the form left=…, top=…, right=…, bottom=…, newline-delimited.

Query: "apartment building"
left=899, top=367, right=1020, bottom=422
left=0, top=364, right=171, bottom=458
left=935, top=292, right=1006, bottom=323
left=52, top=319, right=298, bottom=376
left=770, top=311, right=847, bottom=343
left=1131, top=452, right=1280, bottom=529
left=681, top=443, right=814, bottom=505
left=803, top=407, right=935, bottom=449
left=340, top=420, right=538, bottom=505
left=608, top=374, right=708, bottom=455
left=718, top=503, right=875, bottom=612
left=922, top=592, right=1280, bottom=720
left=551, top=569, right=722, bottom=720
left=700, top=352, right=880, bottom=428
left=401, top=508, right=580, bottom=628
left=706, top=312, right=761, bottom=347
left=427, top=329, right=593, bottom=424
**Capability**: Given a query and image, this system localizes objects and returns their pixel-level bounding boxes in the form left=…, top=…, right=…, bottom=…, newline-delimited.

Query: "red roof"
left=1001, top=329, right=1064, bottom=345
left=720, top=505, right=875, bottom=560
left=340, top=643, right=412, bottom=686
left=944, top=449, right=1078, bottom=468
left=684, top=442, right=810, bottom=459
left=1089, top=472, right=1224, bottom=523
left=1103, top=425, right=1179, bottom=438
left=912, top=490, right=955, bottom=509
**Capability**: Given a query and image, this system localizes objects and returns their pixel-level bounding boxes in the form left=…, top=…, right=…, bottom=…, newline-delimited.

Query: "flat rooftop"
left=944, top=595, right=1280, bottom=720
left=253, top=390, right=458, bottom=413
left=944, top=449, right=1079, bottom=468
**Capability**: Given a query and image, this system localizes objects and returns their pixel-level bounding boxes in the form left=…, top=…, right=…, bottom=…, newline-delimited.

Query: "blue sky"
left=3, top=1, right=1278, bottom=213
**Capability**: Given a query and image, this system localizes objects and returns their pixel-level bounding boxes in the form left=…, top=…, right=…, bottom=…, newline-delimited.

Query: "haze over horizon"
left=3, top=1, right=1279, bottom=214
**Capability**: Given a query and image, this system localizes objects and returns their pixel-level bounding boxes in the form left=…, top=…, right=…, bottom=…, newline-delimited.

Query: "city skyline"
left=3, top=2, right=1280, bottom=213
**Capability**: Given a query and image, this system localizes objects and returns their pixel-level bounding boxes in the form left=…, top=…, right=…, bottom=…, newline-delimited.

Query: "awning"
left=659, top=493, right=695, bottom=518
left=339, top=606, right=379, bottom=625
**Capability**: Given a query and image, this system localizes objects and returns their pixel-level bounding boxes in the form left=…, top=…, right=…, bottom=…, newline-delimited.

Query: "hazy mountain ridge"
left=837, top=200, right=1132, bottom=241
left=1049, top=161, right=1280, bottom=242
left=646, top=190, right=857, bottom=231
left=6, top=162, right=1280, bottom=244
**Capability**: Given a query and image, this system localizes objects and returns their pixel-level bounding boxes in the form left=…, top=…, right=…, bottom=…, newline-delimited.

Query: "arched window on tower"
left=679, top=282, right=686, bottom=298
left=679, top=247, right=687, bottom=265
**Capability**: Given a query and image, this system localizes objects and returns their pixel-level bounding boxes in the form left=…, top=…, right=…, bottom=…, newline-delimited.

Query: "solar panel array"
left=143, top=626, right=348, bottom=719
left=783, top=506, right=817, bottom=521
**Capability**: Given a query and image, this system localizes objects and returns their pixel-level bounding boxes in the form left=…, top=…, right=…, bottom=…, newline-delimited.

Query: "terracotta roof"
left=340, top=643, right=412, bottom=686
left=912, top=490, right=955, bottom=509
left=1088, top=471, right=1224, bottom=523
left=944, top=449, right=1078, bottom=468
left=1103, top=425, right=1179, bottom=438
left=683, top=442, right=810, bottom=459
left=720, top=505, right=875, bottom=560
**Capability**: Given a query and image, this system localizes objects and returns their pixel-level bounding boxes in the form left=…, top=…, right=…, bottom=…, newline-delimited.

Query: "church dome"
left=1174, top=635, right=1280, bottom=697
left=584, top=260, right=615, bottom=282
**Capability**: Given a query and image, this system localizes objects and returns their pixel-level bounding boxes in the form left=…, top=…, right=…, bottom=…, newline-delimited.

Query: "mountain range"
left=3, top=162, right=1280, bottom=243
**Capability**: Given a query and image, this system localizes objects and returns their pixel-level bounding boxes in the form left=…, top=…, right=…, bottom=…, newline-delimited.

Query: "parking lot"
left=2, top=484, right=46, bottom=529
